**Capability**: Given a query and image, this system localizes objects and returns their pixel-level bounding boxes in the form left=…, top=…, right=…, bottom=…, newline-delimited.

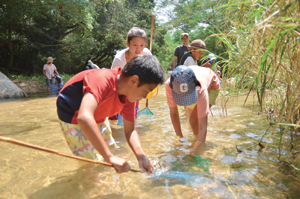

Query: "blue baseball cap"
left=169, top=65, right=198, bottom=106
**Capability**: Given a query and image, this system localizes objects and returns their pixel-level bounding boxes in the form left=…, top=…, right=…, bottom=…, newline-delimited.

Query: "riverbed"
left=0, top=86, right=299, bottom=198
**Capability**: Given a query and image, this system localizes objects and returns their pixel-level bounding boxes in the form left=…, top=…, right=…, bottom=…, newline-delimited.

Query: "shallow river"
left=0, top=85, right=299, bottom=199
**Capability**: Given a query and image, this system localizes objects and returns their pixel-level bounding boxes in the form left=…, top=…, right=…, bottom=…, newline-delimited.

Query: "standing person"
left=183, top=39, right=206, bottom=66
left=165, top=65, right=220, bottom=155
left=57, top=55, right=165, bottom=173
left=111, top=27, right=151, bottom=69
left=172, top=33, right=190, bottom=70
left=184, top=39, right=222, bottom=83
left=43, top=57, right=59, bottom=92
left=111, top=27, right=151, bottom=120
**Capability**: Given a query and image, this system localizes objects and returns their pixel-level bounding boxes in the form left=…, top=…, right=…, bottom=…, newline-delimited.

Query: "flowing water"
left=0, top=86, right=299, bottom=199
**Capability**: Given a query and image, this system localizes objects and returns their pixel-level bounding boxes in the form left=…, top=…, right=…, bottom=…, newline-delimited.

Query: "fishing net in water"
left=148, top=155, right=212, bottom=184
left=171, top=155, right=211, bottom=174
left=138, top=99, right=153, bottom=116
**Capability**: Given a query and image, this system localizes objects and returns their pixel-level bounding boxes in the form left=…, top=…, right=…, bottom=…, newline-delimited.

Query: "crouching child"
left=165, top=65, right=220, bottom=155
left=56, top=55, right=165, bottom=173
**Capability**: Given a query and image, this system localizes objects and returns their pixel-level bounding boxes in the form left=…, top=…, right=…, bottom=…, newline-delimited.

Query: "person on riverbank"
left=165, top=65, right=220, bottom=155
left=172, top=33, right=190, bottom=70
left=56, top=55, right=165, bottom=174
left=111, top=27, right=151, bottom=120
left=43, top=57, right=59, bottom=92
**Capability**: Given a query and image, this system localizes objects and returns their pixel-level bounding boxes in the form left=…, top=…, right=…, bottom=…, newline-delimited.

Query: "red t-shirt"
left=57, top=68, right=135, bottom=124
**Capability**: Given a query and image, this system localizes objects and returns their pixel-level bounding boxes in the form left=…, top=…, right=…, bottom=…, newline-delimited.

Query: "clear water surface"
left=0, top=86, right=299, bottom=199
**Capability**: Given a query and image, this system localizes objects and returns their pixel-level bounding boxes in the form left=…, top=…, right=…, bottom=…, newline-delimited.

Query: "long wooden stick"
left=150, top=14, right=155, bottom=52
left=0, top=136, right=141, bottom=173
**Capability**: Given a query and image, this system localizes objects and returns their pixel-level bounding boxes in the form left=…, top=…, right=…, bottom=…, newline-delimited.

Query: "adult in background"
left=43, top=57, right=59, bottom=92
left=172, top=33, right=191, bottom=70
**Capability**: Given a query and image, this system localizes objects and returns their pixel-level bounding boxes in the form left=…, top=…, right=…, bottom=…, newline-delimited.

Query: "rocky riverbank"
left=12, top=79, right=45, bottom=94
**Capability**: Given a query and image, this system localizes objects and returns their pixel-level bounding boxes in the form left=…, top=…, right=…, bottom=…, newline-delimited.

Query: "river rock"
left=0, top=71, right=28, bottom=98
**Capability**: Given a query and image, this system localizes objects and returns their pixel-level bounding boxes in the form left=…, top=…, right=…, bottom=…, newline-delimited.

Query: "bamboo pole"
left=142, top=15, right=156, bottom=113
left=0, top=136, right=141, bottom=173
left=150, top=14, right=154, bottom=52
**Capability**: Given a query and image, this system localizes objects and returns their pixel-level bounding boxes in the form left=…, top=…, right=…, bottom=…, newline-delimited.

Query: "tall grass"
left=211, top=0, right=300, bottom=161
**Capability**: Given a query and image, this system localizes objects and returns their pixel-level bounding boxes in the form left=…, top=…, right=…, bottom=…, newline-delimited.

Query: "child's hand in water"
left=187, top=148, right=197, bottom=155
left=108, top=155, right=131, bottom=173
left=137, top=155, right=154, bottom=174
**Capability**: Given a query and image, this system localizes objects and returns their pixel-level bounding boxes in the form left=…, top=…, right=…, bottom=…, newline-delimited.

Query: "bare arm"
left=189, top=116, right=208, bottom=154
left=172, top=55, right=177, bottom=70
left=77, top=92, right=130, bottom=173
left=123, top=118, right=154, bottom=173
left=169, top=106, right=184, bottom=138
left=43, top=69, right=48, bottom=79
left=54, top=68, right=59, bottom=76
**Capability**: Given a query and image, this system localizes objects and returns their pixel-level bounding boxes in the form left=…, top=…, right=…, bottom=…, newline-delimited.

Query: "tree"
left=0, top=0, right=94, bottom=73
left=0, top=0, right=166, bottom=73
left=156, top=0, right=232, bottom=63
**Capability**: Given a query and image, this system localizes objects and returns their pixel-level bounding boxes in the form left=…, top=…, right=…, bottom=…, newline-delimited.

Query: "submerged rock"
left=0, top=71, right=28, bottom=98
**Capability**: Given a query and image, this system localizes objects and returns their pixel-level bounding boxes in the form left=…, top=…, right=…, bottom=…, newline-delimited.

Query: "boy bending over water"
left=165, top=65, right=220, bottom=154
left=57, top=55, right=164, bottom=173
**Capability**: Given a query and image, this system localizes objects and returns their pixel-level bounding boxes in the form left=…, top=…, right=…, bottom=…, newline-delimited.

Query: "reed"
left=210, top=0, right=300, bottom=163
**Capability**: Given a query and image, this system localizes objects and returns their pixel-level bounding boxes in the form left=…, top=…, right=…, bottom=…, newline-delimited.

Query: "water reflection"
left=0, top=86, right=300, bottom=198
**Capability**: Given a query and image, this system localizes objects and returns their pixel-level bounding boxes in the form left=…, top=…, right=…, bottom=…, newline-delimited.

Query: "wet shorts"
left=186, top=89, right=220, bottom=110
left=45, top=79, right=54, bottom=86
left=59, top=118, right=117, bottom=160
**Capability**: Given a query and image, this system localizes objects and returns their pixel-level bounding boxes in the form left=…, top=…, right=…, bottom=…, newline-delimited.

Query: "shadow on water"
left=0, top=122, right=42, bottom=136
left=27, top=165, right=121, bottom=199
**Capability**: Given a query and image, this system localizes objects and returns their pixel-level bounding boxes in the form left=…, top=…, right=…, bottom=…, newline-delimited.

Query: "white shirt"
left=111, top=48, right=152, bottom=69
left=43, top=64, right=57, bottom=79
left=183, top=56, right=197, bottom=66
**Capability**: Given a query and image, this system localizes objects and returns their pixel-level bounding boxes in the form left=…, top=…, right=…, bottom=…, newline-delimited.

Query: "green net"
left=149, top=155, right=212, bottom=184
left=138, top=107, right=153, bottom=116
left=171, top=155, right=211, bottom=174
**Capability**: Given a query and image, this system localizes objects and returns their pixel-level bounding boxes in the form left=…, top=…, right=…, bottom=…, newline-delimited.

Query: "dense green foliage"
left=0, top=0, right=94, bottom=73
left=155, top=0, right=231, bottom=67
left=0, top=0, right=166, bottom=74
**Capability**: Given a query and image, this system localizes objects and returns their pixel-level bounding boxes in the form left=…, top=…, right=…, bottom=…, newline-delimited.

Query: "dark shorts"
left=45, top=79, right=54, bottom=86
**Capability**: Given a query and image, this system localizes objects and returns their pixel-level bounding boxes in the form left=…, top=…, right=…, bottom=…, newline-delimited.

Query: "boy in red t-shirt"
left=57, top=55, right=164, bottom=174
